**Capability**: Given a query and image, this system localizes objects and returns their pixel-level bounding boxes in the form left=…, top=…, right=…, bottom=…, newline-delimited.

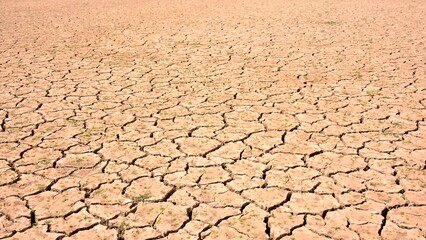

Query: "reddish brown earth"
left=0, top=0, right=425, bottom=239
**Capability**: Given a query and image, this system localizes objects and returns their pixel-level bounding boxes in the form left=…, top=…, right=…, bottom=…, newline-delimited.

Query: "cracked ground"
left=0, top=0, right=425, bottom=239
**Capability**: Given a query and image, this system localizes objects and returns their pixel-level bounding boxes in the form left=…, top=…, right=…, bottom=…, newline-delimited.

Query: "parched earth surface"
left=0, top=0, right=425, bottom=239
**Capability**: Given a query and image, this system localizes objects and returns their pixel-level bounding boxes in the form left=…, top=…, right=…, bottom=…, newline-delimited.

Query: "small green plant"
left=303, top=73, right=309, bottom=79
left=353, top=71, right=362, bottom=79
left=323, top=21, right=339, bottom=25
left=68, top=119, right=78, bottom=125
left=118, top=221, right=129, bottom=230
left=366, top=90, right=378, bottom=96
left=190, top=42, right=201, bottom=47
left=132, top=193, right=151, bottom=202
left=382, top=128, right=389, bottom=134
